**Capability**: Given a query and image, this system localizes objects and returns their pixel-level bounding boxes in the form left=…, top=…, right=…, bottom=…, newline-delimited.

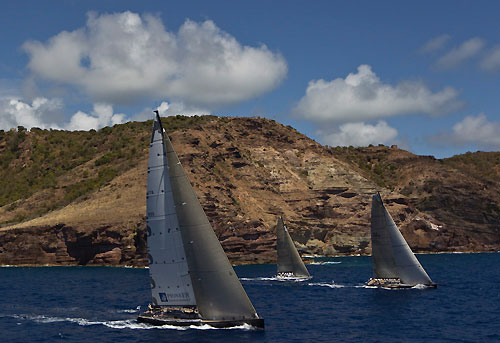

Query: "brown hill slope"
left=0, top=117, right=498, bottom=266
left=331, top=145, right=500, bottom=252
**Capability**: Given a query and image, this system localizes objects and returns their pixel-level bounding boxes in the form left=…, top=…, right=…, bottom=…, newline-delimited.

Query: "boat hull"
left=276, top=274, right=312, bottom=281
left=137, top=314, right=264, bottom=329
left=366, top=278, right=437, bottom=289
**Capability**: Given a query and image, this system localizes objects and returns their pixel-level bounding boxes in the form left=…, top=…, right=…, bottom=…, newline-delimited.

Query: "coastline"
left=2, top=250, right=498, bottom=268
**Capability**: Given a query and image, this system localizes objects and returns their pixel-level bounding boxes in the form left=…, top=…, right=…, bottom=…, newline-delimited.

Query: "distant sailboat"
left=367, top=193, right=436, bottom=288
left=276, top=216, right=311, bottom=279
left=137, top=112, right=264, bottom=328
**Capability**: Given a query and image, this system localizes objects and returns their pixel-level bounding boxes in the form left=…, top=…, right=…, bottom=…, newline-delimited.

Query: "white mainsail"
left=147, top=115, right=196, bottom=306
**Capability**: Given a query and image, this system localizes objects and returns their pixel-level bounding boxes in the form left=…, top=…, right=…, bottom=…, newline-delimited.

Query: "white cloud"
left=23, top=11, right=287, bottom=108
left=434, top=113, right=500, bottom=147
left=132, top=101, right=211, bottom=121
left=0, top=97, right=125, bottom=131
left=293, top=65, right=462, bottom=123
left=420, top=34, right=450, bottom=54
left=0, top=97, right=64, bottom=130
left=155, top=101, right=210, bottom=117
left=435, top=37, right=485, bottom=69
left=66, top=103, right=126, bottom=131
left=319, top=121, right=398, bottom=147
left=480, top=46, right=500, bottom=72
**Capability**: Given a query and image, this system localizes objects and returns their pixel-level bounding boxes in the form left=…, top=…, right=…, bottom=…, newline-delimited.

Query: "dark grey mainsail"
left=371, top=193, right=433, bottom=285
left=276, top=216, right=310, bottom=278
left=147, top=112, right=259, bottom=322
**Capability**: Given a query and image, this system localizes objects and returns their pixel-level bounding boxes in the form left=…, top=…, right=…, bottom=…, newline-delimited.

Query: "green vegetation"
left=443, top=151, right=500, bottom=184
left=0, top=115, right=220, bottom=224
left=162, top=115, right=217, bottom=132
left=330, top=146, right=399, bottom=189
left=0, top=123, right=142, bottom=221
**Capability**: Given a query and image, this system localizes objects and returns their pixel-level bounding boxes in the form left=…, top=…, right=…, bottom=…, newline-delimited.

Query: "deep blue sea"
left=0, top=253, right=499, bottom=343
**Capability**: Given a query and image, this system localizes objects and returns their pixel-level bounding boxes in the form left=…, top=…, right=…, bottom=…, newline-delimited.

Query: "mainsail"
left=147, top=112, right=259, bottom=321
left=276, top=216, right=310, bottom=278
left=371, top=193, right=433, bottom=285
left=147, top=113, right=195, bottom=307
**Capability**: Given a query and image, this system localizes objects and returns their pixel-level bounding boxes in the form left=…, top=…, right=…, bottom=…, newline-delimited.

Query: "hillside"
left=331, top=145, right=500, bottom=251
left=0, top=116, right=498, bottom=266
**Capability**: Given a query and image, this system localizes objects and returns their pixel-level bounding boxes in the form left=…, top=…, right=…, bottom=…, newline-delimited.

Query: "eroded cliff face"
left=0, top=224, right=147, bottom=266
left=0, top=116, right=498, bottom=266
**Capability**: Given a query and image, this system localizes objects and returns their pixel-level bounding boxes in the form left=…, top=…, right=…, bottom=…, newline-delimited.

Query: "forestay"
left=162, top=115, right=258, bottom=321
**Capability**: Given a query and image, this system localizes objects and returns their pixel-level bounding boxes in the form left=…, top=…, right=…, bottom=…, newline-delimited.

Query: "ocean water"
left=0, top=253, right=498, bottom=343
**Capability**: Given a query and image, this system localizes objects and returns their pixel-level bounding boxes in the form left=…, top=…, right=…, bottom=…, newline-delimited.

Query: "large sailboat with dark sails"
left=276, top=216, right=311, bottom=280
left=137, top=112, right=264, bottom=328
left=367, top=193, right=436, bottom=288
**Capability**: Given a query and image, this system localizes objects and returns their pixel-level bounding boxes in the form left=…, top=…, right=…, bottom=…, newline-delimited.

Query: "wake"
left=240, top=276, right=309, bottom=282
left=8, top=314, right=256, bottom=330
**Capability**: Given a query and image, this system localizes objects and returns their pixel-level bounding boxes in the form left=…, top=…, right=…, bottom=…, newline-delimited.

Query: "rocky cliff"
left=0, top=116, right=498, bottom=266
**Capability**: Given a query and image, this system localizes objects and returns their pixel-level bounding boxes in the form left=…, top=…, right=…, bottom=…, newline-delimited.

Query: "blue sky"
left=1, top=1, right=500, bottom=158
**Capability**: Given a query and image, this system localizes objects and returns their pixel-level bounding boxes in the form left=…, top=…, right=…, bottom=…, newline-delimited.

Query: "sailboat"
left=276, top=216, right=311, bottom=280
left=367, top=193, right=436, bottom=288
left=137, top=112, right=264, bottom=328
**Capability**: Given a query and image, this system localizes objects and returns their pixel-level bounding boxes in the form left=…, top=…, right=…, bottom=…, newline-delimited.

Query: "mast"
left=159, top=113, right=259, bottom=321
left=276, top=216, right=310, bottom=277
left=146, top=113, right=196, bottom=306
left=371, top=193, right=433, bottom=285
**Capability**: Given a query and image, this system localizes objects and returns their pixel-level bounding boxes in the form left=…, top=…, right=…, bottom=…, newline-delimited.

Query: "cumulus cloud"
left=66, top=103, right=126, bottom=131
left=155, top=101, right=210, bottom=117
left=293, top=65, right=462, bottom=123
left=132, top=101, right=211, bottom=122
left=420, top=34, right=450, bottom=54
left=435, top=37, right=485, bottom=69
left=0, top=97, right=64, bottom=130
left=23, top=11, right=287, bottom=107
left=480, top=46, right=500, bottom=72
left=431, top=113, right=500, bottom=148
left=319, top=121, right=398, bottom=147
left=0, top=97, right=126, bottom=131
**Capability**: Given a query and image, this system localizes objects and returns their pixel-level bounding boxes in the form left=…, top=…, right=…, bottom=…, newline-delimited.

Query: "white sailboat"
left=137, top=112, right=264, bottom=328
left=276, top=216, right=311, bottom=280
left=367, top=193, right=436, bottom=288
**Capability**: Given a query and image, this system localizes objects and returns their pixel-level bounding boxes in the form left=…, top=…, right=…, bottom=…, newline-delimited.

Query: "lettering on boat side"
left=159, top=292, right=191, bottom=302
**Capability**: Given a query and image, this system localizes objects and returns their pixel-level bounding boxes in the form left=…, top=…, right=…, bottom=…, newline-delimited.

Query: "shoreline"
left=1, top=250, right=498, bottom=268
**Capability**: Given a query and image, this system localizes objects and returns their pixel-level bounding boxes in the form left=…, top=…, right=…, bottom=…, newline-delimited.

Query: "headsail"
left=158, top=113, right=258, bottom=321
left=371, top=193, right=433, bottom=285
left=276, top=216, right=310, bottom=278
left=146, top=113, right=196, bottom=306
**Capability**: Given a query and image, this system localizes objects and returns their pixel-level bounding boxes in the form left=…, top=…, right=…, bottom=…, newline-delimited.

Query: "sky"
left=1, top=0, right=500, bottom=158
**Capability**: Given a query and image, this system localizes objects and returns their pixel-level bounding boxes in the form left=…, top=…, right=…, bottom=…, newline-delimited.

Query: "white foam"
left=240, top=276, right=309, bottom=282
left=309, top=261, right=341, bottom=265
left=412, top=284, right=431, bottom=289
left=11, top=314, right=257, bottom=330
left=307, top=282, right=344, bottom=288
left=361, top=283, right=432, bottom=290
left=116, top=309, right=139, bottom=314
